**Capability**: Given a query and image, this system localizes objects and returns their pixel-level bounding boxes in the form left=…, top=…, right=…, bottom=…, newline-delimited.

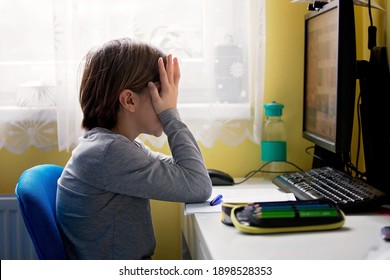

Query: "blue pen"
left=210, top=194, right=223, bottom=206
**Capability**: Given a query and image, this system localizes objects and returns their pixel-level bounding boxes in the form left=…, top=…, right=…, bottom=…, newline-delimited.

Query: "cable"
left=368, top=0, right=373, bottom=26
left=304, top=144, right=367, bottom=181
left=367, top=0, right=377, bottom=50
left=305, top=146, right=326, bottom=162
left=234, top=160, right=304, bottom=185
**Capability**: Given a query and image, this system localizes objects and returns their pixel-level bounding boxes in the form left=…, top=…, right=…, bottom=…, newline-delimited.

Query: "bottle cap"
left=264, top=101, right=284, bottom=117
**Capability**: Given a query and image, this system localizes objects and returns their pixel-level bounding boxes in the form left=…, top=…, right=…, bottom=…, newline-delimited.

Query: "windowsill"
left=0, top=106, right=56, bottom=122
left=0, top=103, right=251, bottom=122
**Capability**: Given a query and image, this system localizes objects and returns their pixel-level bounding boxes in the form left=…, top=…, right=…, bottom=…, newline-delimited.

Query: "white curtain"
left=0, top=0, right=265, bottom=153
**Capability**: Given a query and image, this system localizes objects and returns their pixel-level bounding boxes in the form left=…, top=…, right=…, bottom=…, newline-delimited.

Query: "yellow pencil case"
left=221, top=200, right=345, bottom=234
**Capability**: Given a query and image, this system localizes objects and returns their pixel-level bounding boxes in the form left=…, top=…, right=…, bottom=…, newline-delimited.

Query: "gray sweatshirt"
left=56, top=108, right=212, bottom=259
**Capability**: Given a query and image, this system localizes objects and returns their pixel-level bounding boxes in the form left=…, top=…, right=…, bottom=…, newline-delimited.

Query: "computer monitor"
left=302, top=0, right=357, bottom=170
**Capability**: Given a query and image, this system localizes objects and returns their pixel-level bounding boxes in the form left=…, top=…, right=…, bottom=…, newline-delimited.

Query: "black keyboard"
left=272, top=166, right=387, bottom=212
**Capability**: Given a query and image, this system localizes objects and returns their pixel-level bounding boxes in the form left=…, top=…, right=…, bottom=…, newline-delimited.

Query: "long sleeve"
left=100, top=109, right=212, bottom=202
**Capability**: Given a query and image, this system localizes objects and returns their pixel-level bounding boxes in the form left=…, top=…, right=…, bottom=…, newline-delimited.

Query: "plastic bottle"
left=261, top=101, right=287, bottom=177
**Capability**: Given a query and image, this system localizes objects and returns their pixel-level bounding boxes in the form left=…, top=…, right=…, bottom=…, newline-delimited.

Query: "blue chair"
left=15, top=164, right=67, bottom=260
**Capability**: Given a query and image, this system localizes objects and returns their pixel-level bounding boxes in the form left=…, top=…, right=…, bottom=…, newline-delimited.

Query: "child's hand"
left=148, top=54, right=180, bottom=115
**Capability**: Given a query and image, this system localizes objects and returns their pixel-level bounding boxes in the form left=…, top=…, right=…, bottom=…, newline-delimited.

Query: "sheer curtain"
left=0, top=0, right=265, bottom=153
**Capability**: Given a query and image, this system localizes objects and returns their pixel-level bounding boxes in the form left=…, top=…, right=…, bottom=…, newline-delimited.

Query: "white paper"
left=184, top=184, right=296, bottom=215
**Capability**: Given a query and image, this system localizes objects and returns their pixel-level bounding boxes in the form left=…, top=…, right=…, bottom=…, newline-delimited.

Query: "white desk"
left=181, top=178, right=390, bottom=260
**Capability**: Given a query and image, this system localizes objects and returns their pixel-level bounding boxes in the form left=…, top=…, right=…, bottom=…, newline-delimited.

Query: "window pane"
left=0, top=0, right=55, bottom=106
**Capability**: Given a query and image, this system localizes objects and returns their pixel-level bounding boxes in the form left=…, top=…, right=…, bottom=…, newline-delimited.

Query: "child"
left=56, top=38, right=212, bottom=259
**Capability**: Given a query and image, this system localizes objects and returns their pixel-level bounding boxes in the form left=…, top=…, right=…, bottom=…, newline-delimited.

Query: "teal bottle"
left=261, top=101, right=287, bottom=162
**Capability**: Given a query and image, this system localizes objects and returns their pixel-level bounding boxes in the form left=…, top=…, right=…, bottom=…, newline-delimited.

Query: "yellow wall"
left=263, top=1, right=312, bottom=171
left=0, top=0, right=387, bottom=260
left=387, top=1, right=390, bottom=56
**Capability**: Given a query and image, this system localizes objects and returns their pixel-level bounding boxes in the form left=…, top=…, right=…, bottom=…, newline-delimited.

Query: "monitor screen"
left=303, top=0, right=356, bottom=158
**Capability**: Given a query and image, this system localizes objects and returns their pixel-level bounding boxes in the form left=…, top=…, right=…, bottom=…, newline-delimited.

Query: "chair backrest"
left=15, top=164, right=67, bottom=260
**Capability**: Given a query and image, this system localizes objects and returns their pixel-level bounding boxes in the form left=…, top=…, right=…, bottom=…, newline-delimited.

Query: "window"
left=0, top=0, right=265, bottom=153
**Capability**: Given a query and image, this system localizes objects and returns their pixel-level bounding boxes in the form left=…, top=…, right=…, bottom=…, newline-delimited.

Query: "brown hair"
left=79, top=38, right=166, bottom=130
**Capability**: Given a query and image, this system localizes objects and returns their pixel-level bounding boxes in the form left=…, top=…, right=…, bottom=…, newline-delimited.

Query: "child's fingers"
left=173, top=57, right=181, bottom=85
left=158, top=57, right=168, bottom=85
left=165, top=54, right=174, bottom=83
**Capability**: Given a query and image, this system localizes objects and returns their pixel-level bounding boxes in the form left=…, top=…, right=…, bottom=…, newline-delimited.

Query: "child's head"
left=79, top=38, right=166, bottom=130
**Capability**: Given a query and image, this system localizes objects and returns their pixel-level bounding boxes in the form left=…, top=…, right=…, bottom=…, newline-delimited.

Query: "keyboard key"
left=272, top=166, right=387, bottom=212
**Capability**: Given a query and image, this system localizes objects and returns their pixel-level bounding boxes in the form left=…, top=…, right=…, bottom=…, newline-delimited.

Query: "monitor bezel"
left=302, top=0, right=357, bottom=154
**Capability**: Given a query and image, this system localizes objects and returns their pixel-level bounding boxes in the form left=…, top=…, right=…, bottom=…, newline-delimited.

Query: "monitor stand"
left=312, top=145, right=349, bottom=172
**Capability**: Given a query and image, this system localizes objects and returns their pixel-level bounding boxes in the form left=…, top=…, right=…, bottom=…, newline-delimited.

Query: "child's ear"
left=118, top=89, right=136, bottom=112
